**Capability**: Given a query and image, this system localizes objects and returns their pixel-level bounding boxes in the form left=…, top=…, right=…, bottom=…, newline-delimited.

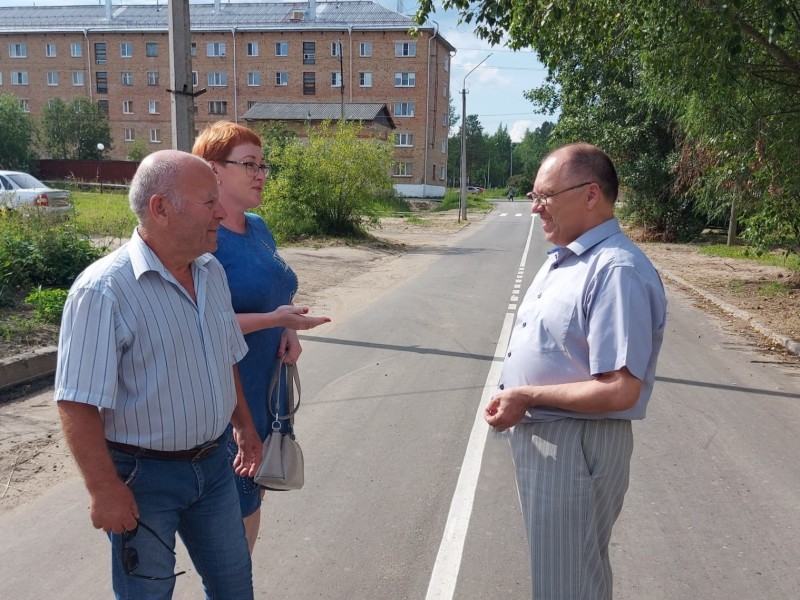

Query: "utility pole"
left=167, top=0, right=195, bottom=151
left=459, top=53, right=491, bottom=222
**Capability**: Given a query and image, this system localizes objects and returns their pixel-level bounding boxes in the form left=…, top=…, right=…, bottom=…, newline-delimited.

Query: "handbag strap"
left=267, top=358, right=301, bottom=428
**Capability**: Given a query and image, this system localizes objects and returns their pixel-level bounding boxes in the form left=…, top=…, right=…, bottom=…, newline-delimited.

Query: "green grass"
left=72, top=191, right=137, bottom=239
left=758, top=281, right=793, bottom=297
left=435, top=189, right=493, bottom=213
left=700, top=244, right=800, bottom=271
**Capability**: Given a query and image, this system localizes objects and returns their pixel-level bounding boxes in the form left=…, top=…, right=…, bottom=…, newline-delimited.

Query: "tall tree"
left=40, top=97, right=112, bottom=160
left=0, top=94, right=37, bottom=171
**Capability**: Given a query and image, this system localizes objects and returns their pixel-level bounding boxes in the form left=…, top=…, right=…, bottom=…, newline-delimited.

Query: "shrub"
left=24, top=287, right=69, bottom=325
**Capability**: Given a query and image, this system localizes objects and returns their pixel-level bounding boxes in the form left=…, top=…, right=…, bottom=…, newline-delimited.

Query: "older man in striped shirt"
left=55, top=150, right=261, bottom=599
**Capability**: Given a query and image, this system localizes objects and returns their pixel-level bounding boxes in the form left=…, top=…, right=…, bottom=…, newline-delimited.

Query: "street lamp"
left=459, top=53, right=492, bottom=222
left=96, top=143, right=105, bottom=194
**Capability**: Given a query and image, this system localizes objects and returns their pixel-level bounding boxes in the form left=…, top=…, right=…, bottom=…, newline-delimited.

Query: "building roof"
left=0, top=1, right=453, bottom=48
left=243, top=102, right=396, bottom=128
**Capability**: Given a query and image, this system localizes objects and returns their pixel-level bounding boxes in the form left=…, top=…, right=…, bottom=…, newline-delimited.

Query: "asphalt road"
left=1, top=202, right=799, bottom=599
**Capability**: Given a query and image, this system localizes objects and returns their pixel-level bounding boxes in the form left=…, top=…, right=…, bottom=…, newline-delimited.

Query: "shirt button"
left=536, top=292, right=542, bottom=299
left=499, top=384, right=505, bottom=390
left=552, top=264, right=558, bottom=269
left=507, top=352, right=512, bottom=357
left=522, top=322, right=527, bottom=327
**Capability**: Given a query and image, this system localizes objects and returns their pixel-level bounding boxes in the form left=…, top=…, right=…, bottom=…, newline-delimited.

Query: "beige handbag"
left=254, top=359, right=304, bottom=491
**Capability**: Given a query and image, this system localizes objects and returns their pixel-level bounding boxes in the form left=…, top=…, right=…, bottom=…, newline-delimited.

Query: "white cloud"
left=510, top=120, right=535, bottom=142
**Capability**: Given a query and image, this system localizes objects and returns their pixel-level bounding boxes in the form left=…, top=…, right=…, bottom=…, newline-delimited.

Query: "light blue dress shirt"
left=55, top=228, right=248, bottom=450
left=499, top=218, right=667, bottom=422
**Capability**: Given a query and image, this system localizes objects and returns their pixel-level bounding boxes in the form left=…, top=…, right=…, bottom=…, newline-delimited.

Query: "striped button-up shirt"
left=55, top=229, right=248, bottom=450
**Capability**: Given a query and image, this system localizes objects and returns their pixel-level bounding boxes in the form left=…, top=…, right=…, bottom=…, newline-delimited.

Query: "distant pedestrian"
left=508, top=187, right=515, bottom=201
left=55, top=149, right=261, bottom=599
left=485, top=142, right=667, bottom=599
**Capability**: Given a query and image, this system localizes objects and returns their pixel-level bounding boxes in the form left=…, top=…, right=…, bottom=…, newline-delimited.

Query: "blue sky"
left=1, top=0, right=554, bottom=141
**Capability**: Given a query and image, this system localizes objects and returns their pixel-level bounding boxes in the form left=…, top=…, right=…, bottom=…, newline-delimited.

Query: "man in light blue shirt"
left=55, top=150, right=262, bottom=599
left=485, top=143, right=667, bottom=599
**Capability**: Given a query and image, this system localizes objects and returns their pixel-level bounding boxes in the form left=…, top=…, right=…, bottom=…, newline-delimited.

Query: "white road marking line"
left=425, top=212, right=537, bottom=600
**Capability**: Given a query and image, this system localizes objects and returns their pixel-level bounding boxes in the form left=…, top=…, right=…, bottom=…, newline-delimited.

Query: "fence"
left=37, top=159, right=139, bottom=187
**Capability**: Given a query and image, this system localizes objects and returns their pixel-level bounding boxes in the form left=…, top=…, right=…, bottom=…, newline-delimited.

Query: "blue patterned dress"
left=213, top=213, right=298, bottom=516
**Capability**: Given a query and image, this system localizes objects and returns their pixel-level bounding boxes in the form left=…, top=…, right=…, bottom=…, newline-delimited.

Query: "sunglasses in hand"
left=122, top=519, right=187, bottom=581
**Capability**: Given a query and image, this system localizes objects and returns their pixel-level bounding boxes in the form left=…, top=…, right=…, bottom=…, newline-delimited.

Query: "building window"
left=442, top=113, right=448, bottom=126
left=72, top=71, right=84, bottom=86
left=146, top=42, right=158, bottom=57
left=303, top=72, right=315, bottom=95
left=120, top=42, right=132, bottom=58
left=45, top=42, right=56, bottom=57
left=444, top=57, right=449, bottom=72
left=20, top=99, right=30, bottom=113
left=71, top=42, right=82, bottom=58
left=275, top=41, right=288, bottom=56
left=97, top=100, right=109, bottom=117
left=150, top=129, right=161, bottom=143
left=94, top=42, right=106, bottom=64
left=303, top=42, right=315, bottom=65
left=207, top=42, right=226, bottom=57
left=441, top=140, right=446, bottom=153
left=395, top=72, right=416, bottom=87
left=359, top=42, right=372, bottom=57
left=121, top=72, right=133, bottom=86
left=330, top=72, right=342, bottom=87
left=443, top=84, right=448, bottom=98
left=395, top=42, right=416, bottom=57
left=247, top=42, right=258, bottom=57
left=0, top=73, right=3, bottom=86
left=247, top=71, right=260, bottom=86
left=11, top=72, right=29, bottom=86
left=148, top=100, right=159, bottom=114
left=275, top=71, right=288, bottom=86
left=393, top=162, right=412, bottom=176
left=123, top=100, right=133, bottom=114
left=46, top=71, right=59, bottom=86
left=9, top=43, right=27, bottom=58
left=394, top=102, right=415, bottom=117
left=359, top=72, right=372, bottom=87
left=207, top=72, right=228, bottom=87
left=191, top=42, right=197, bottom=57
left=395, top=133, right=413, bottom=147
left=192, top=71, right=199, bottom=86
left=208, top=101, right=228, bottom=115
left=331, top=41, right=342, bottom=57
left=440, top=166, right=446, bottom=180
left=147, top=71, right=159, bottom=86
left=124, top=128, right=134, bottom=142
left=96, top=72, right=108, bottom=93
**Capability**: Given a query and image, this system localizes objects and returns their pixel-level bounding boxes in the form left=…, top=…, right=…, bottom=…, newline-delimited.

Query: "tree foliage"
left=417, top=0, right=800, bottom=251
left=40, top=97, right=112, bottom=160
left=260, top=121, right=395, bottom=239
left=0, top=94, right=37, bottom=172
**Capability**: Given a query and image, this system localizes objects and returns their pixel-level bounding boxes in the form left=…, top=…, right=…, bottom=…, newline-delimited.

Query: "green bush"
left=0, top=211, right=100, bottom=290
left=24, top=287, right=69, bottom=325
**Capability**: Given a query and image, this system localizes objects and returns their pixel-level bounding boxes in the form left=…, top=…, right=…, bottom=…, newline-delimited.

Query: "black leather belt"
left=106, top=436, right=223, bottom=462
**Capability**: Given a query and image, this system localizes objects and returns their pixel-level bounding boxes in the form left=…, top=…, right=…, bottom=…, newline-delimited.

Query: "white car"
left=0, top=170, right=72, bottom=215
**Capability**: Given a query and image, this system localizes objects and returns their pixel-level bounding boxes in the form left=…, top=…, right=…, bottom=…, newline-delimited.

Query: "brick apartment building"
left=0, top=0, right=455, bottom=197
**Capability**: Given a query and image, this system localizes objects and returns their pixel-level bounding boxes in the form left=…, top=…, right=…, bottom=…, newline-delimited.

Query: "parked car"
left=0, top=171, right=73, bottom=216
left=466, top=186, right=485, bottom=194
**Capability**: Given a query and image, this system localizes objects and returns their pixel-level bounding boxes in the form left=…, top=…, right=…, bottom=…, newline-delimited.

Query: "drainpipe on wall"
left=348, top=25, right=353, bottom=102
left=231, top=27, right=238, bottom=121
left=83, top=29, right=93, bottom=102
left=423, top=21, right=438, bottom=198
left=308, top=0, right=316, bottom=22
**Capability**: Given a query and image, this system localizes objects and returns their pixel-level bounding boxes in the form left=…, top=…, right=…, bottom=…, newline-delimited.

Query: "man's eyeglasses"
left=528, top=181, right=593, bottom=207
left=122, top=519, right=187, bottom=581
left=222, top=160, right=272, bottom=178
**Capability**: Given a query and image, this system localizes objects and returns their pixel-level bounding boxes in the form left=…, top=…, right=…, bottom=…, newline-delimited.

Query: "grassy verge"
left=72, top=191, right=137, bottom=239
left=700, top=244, right=800, bottom=271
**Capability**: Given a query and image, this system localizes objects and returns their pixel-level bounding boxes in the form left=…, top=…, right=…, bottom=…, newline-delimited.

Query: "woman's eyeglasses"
left=122, top=519, right=187, bottom=581
left=222, top=160, right=272, bottom=178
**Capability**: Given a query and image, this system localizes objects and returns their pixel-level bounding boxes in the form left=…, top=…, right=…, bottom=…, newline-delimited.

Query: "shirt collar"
left=565, top=217, right=621, bottom=257
left=128, top=227, right=212, bottom=280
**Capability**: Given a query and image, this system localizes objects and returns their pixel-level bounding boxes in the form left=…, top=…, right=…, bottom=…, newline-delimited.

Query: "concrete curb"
left=658, top=267, right=800, bottom=356
left=0, top=345, right=58, bottom=393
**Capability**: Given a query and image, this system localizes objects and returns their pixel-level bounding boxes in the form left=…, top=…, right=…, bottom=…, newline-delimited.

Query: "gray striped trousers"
left=509, top=419, right=634, bottom=600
